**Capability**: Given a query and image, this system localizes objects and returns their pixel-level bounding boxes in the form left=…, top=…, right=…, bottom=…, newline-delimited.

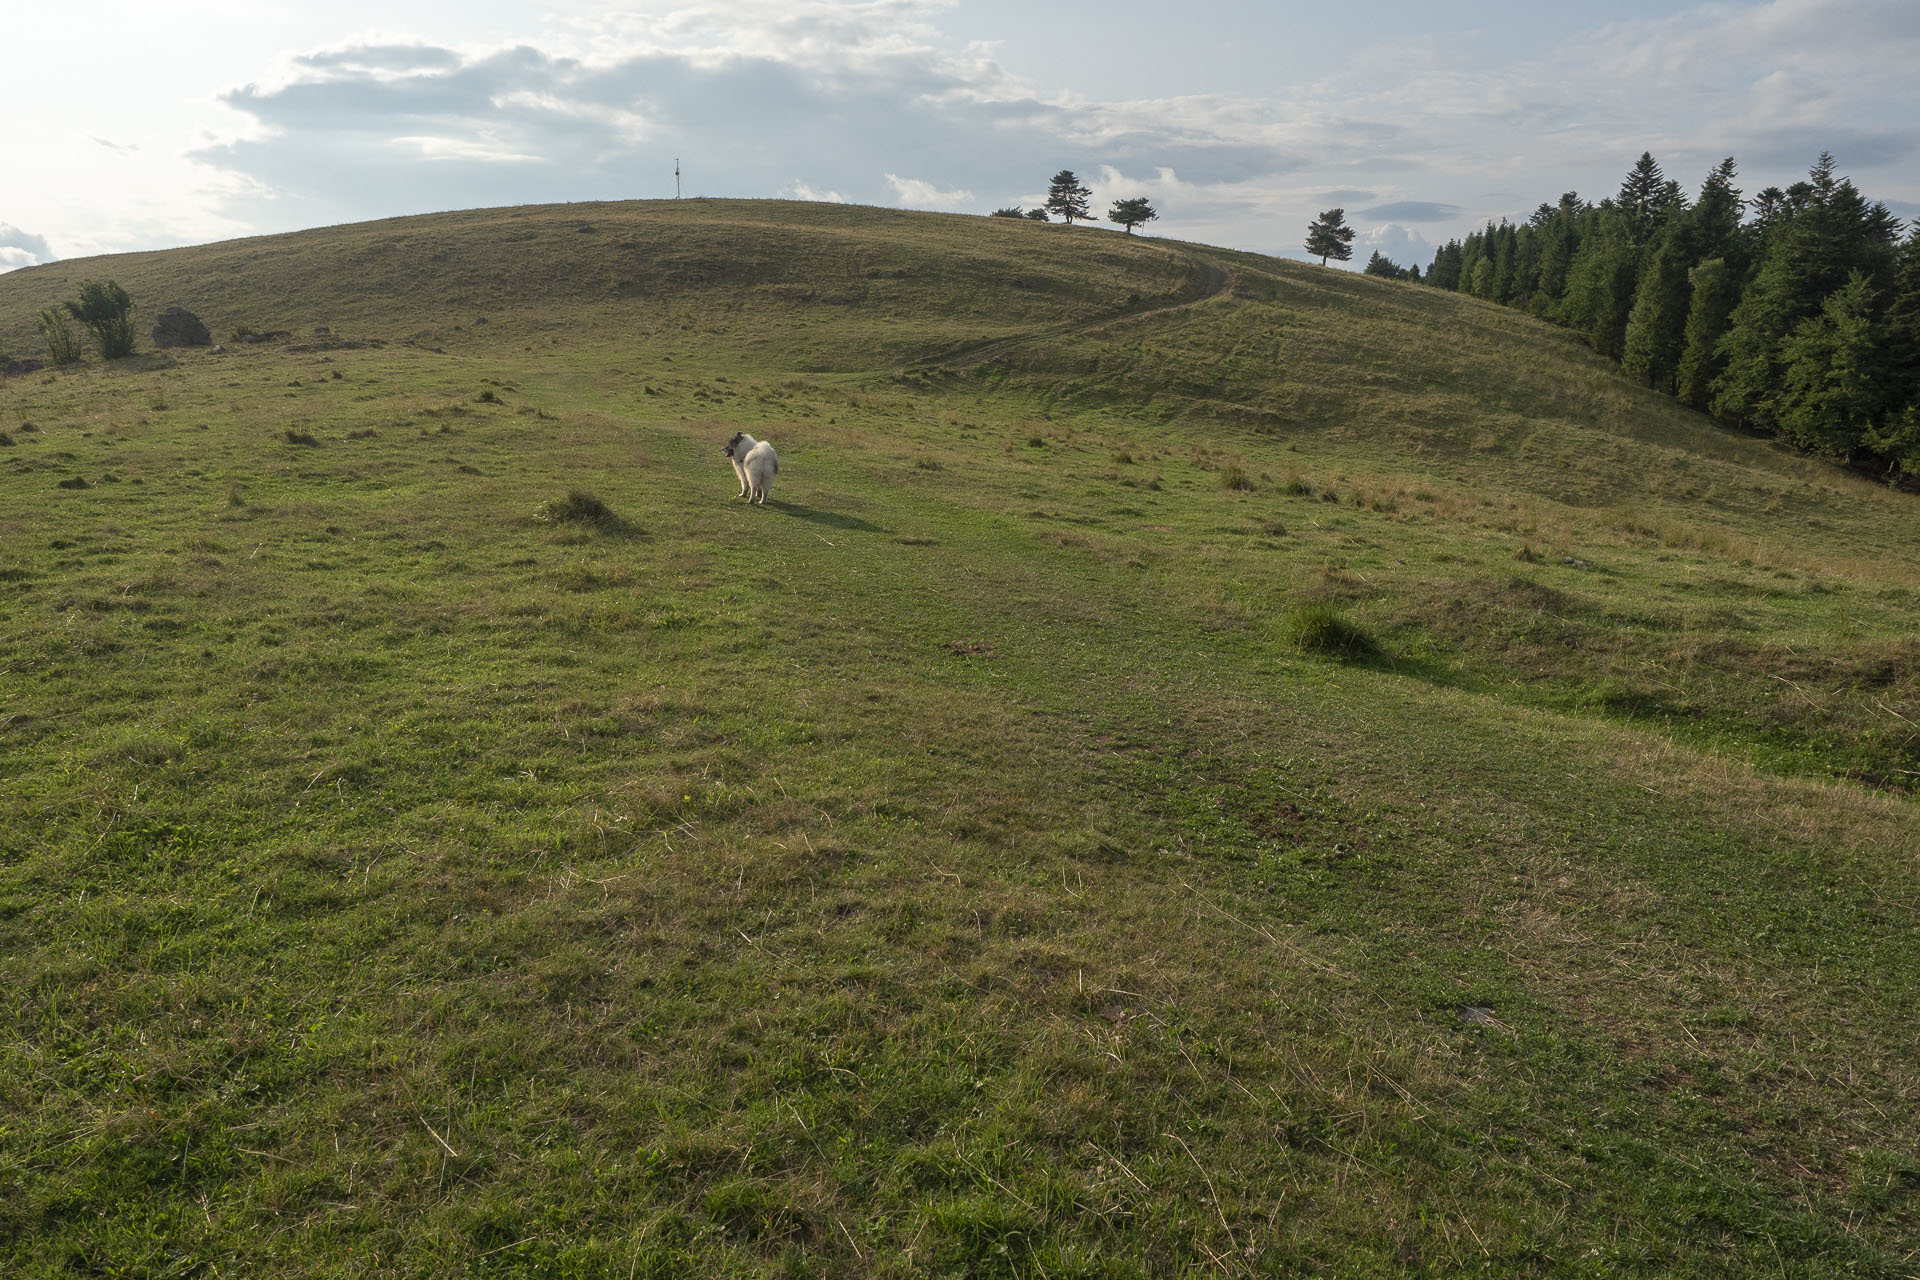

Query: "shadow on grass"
left=770, top=501, right=887, bottom=534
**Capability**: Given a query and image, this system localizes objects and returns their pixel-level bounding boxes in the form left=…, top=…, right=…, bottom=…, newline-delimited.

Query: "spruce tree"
left=1305, top=209, right=1355, bottom=265
left=1866, top=224, right=1920, bottom=473
left=1457, top=230, right=1487, bottom=295
left=1467, top=259, right=1494, bottom=298
left=1865, top=407, right=1920, bottom=477
left=1711, top=154, right=1900, bottom=431
left=1675, top=258, right=1739, bottom=410
left=1491, top=222, right=1518, bottom=304
left=1044, top=170, right=1094, bottom=224
left=1622, top=231, right=1693, bottom=391
left=1559, top=209, right=1638, bottom=359
left=1534, top=195, right=1584, bottom=312
left=1512, top=224, right=1543, bottom=308
left=1883, top=225, right=1920, bottom=416
left=1711, top=261, right=1790, bottom=428
left=1774, top=271, right=1886, bottom=458
left=1363, top=251, right=1407, bottom=280
left=1618, top=152, right=1667, bottom=243
left=1690, top=158, right=1745, bottom=271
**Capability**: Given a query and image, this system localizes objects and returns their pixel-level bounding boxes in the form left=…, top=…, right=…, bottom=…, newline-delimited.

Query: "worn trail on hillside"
left=904, top=249, right=1231, bottom=372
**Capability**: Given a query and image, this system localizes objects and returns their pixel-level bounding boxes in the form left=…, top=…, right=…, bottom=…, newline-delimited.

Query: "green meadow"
left=2, top=199, right=1916, bottom=1277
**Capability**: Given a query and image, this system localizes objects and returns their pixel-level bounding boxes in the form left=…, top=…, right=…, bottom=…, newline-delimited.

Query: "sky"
left=3, top=0, right=1917, bottom=275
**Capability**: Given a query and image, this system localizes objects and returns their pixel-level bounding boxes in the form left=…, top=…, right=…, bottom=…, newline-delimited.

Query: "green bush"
left=67, top=279, right=136, bottom=359
left=37, top=307, right=85, bottom=366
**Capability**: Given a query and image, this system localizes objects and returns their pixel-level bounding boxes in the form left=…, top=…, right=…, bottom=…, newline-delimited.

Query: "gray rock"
left=152, top=306, right=212, bottom=348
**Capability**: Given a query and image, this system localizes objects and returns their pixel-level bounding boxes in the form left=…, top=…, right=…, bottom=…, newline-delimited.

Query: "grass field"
left=3, top=199, right=1917, bottom=1276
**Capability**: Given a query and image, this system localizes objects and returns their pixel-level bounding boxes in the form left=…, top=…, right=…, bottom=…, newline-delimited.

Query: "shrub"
left=1219, top=463, right=1256, bottom=492
left=1284, top=603, right=1379, bottom=659
left=38, top=308, right=85, bottom=366
left=284, top=429, right=318, bottom=445
left=67, top=279, right=136, bottom=359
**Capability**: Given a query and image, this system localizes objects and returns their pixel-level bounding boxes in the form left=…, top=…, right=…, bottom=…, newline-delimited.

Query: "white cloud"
left=1358, top=224, right=1435, bottom=273
left=885, top=173, right=973, bottom=209
left=392, top=134, right=545, bottom=163
left=781, top=180, right=847, bottom=202
left=0, top=223, right=56, bottom=267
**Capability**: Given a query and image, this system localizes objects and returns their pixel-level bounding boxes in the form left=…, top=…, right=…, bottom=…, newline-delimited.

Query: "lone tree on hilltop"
left=1306, top=209, right=1355, bottom=265
left=1109, top=196, right=1159, bottom=234
left=1045, top=170, right=1095, bottom=225
left=67, top=279, right=136, bottom=359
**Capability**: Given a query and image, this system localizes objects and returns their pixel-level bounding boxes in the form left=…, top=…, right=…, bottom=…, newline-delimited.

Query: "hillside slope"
left=2, top=200, right=1916, bottom=1277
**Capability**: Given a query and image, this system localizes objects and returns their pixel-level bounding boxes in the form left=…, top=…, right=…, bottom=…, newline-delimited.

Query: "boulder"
left=152, top=306, right=211, bottom=348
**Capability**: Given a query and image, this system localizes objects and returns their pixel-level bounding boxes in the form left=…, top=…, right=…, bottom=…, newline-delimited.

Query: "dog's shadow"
left=771, top=501, right=887, bottom=534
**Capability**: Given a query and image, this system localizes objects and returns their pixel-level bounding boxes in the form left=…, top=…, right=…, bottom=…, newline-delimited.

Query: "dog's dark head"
left=722, top=431, right=746, bottom=458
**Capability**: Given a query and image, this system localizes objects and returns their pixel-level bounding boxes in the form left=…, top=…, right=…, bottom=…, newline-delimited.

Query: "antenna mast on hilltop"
left=675, top=159, right=681, bottom=199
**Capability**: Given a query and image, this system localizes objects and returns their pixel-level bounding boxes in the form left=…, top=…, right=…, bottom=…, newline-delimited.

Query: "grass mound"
left=538, top=488, right=625, bottom=529
left=1284, top=602, right=1379, bottom=659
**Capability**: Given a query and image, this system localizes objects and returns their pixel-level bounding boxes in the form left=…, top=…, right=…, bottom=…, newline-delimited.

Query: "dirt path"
left=904, top=249, right=1232, bottom=371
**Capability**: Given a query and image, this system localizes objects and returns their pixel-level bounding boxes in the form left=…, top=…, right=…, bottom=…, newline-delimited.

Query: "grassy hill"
left=2, top=199, right=1916, bottom=1277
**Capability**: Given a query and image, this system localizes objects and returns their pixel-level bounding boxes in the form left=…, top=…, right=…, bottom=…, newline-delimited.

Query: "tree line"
left=1414, top=152, right=1920, bottom=479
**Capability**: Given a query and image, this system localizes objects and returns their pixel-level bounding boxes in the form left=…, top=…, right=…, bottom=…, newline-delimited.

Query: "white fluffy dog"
left=723, top=431, right=779, bottom=504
